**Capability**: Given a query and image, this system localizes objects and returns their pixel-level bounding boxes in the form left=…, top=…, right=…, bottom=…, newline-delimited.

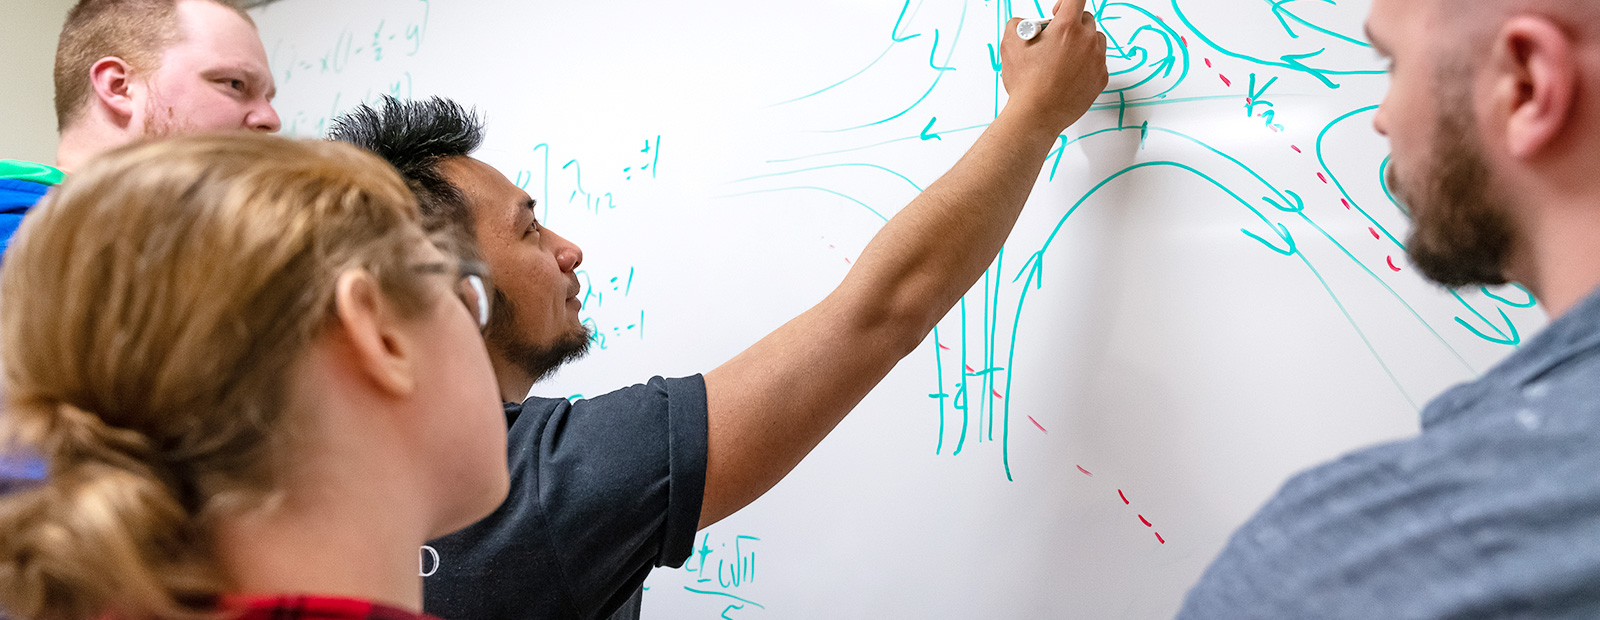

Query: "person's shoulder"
left=1246, top=435, right=1417, bottom=544
left=432, top=377, right=711, bottom=619
left=512, top=375, right=707, bottom=426
left=0, top=160, right=61, bottom=223
left=1176, top=438, right=1424, bottom=618
left=510, top=394, right=573, bottom=419
left=1184, top=393, right=1600, bottom=619
left=0, top=160, right=64, bottom=186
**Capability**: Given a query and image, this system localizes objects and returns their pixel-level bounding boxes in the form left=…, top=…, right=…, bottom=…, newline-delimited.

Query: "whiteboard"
left=251, top=1, right=1547, bottom=617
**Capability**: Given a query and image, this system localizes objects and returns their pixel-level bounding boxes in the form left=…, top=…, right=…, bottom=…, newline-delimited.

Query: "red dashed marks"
left=1300, top=186, right=1398, bottom=276
left=1077, top=465, right=1094, bottom=477
left=1180, top=35, right=1188, bottom=48
left=822, top=236, right=854, bottom=266
left=938, top=343, right=952, bottom=351
left=992, top=389, right=1005, bottom=399
left=1028, top=416, right=1048, bottom=434
left=965, top=364, right=976, bottom=373
left=1204, top=57, right=1231, bottom=86
left=1118, top=489, right=1166, bottom=545
left=1201, top=50, right=1387, bottom=278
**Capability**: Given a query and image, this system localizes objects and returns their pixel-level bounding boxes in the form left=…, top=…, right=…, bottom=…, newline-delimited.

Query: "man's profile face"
left=135, top=0, right=280, bottom=135
left=1369, top=0, right=1518, bottom=288
left=441, top=157, right=591, bottom=386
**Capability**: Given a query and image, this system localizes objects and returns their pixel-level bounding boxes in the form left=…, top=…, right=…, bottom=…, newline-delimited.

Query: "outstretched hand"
left=1000, top=0, right=1110, bottom=134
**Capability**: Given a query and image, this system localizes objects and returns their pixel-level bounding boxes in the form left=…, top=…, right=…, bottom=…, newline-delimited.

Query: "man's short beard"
left=141, top=96, right=189, bottom=138
left=1393, top=69, right=1518, bottom=289
left=484, top=289, right=592, bottom=386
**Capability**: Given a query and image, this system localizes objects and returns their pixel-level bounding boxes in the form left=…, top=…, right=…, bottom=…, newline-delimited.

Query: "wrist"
left=994, top=101, right=1070, bottom=143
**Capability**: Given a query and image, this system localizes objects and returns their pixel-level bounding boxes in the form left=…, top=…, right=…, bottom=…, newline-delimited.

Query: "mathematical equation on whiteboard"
left=266, top=0, right=430, bottom=136
left=268, top=5, right=663, bottom=356
left=645, top=533, right=766, bottom=619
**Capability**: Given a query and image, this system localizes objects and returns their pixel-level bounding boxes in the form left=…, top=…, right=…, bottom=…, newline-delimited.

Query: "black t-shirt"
left=423, top=375, right=709, bottom=620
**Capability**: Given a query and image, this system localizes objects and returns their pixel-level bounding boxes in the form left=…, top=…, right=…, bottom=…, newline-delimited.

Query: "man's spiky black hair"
left=327, top=96, right=485, bottom=233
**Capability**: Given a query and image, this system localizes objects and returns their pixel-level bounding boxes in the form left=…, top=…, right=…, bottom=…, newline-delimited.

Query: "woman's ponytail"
left=0, top=402, right=215, bottom=620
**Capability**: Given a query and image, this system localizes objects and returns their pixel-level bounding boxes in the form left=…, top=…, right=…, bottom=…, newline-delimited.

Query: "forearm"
left=828, top=106, right=1064, bottom=347
left=699, top=112, right=1071, bottom=528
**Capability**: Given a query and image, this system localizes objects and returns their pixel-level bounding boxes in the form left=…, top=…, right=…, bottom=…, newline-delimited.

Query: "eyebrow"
left=204, top=63, right=276, bottom=98
left=512, top=197, right=536, bottom=229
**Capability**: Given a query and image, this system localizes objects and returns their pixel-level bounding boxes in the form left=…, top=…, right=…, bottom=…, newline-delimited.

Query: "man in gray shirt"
left=1179, top=0, right=1600, bottom=616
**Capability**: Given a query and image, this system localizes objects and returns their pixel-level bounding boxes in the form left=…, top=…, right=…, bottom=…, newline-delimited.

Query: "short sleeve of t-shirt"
left=423, top=375, right=709, bottom=620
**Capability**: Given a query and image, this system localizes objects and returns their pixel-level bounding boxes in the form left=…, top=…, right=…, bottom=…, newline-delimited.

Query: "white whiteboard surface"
left=251, top=1, right=1547, bottom=617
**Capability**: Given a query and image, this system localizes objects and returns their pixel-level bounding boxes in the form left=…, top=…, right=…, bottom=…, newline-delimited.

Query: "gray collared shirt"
left=1178, top=287, right=1600, bottom=619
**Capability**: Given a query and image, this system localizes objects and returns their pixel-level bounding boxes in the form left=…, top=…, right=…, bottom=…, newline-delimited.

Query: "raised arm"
left=699, top=2, right=1108, bottom=528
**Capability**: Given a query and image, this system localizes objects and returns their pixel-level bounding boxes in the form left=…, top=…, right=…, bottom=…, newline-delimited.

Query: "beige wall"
left=0, top=0, right=76, bottom=164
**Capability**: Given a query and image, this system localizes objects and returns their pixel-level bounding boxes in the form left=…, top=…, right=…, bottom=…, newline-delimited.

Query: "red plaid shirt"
left=226, top=596, right=440, bottom=620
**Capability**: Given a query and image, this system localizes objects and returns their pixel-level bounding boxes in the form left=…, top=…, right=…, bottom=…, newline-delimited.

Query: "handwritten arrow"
left=1456, top=307, right=1522, bottom=346
left=1262, top=190, right=1306, bottom=213
left=1281, top=49, right=1341, bottom=89
left=1014, top=251, right=1046, bottom=289
left=1150, top=55, right=1177, bottom=78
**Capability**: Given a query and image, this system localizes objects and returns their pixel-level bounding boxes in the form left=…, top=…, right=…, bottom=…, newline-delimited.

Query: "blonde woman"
left=0, top=134, right=510, bottom=620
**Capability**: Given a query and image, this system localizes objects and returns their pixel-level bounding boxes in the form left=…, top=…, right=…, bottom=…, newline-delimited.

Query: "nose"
left=547, top=228, right=584, bottom=272
left=251, top=101, right=282, bottom=133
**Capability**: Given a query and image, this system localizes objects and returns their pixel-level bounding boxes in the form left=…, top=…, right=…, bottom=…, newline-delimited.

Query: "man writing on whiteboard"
left=329, top=2, right=1108, bottom=619
left=1178, top=0, right=1600, bottom=616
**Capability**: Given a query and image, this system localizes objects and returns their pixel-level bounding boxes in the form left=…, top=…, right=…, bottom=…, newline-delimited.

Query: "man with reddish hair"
left=1, top=0, right=279, bottom=251
left=0, top=0, right=280, bottom=488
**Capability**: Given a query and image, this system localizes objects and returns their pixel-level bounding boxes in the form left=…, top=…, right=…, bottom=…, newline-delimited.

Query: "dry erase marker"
left=1017, top=18, right=1051, bottom=40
